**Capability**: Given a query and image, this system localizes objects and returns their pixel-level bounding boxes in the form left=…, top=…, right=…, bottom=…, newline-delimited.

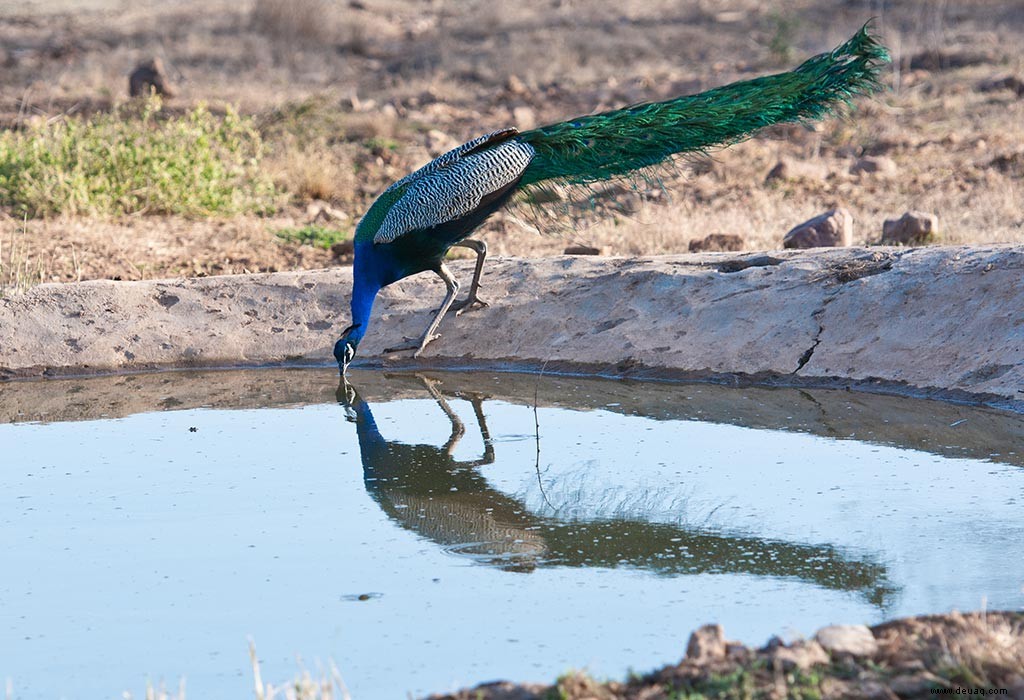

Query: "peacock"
left=334, top=24, right=889, bottom=374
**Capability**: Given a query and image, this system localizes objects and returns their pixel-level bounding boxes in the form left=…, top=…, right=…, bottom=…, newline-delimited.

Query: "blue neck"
left=348, top=273, right=380, bottom=347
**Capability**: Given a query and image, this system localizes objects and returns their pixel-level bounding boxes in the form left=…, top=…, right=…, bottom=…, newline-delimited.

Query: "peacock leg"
left=450, top=239, right=490, bottom=315
left=384, top=264, right=460, bottom=356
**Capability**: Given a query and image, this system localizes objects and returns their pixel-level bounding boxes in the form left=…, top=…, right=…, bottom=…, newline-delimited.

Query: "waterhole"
left=1, top=369, right=1022, bottom=698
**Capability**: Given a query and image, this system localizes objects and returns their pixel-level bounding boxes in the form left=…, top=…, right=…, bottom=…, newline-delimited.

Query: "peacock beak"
left=333, top=338, right=356, bottom=375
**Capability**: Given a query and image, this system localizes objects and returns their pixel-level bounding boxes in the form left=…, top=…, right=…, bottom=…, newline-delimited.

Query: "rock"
left=685, top=624, right=726, bottom=663
left=563, top=245, right=603, bottom=256
left=889, top=672, right=943, bottom=697
left=850, top=155, right=898, bottom=177
left=330, top=240, right=354, bottom=258
left=689, top=234, right=744, bottom=253
left=512, top=106, right=536, bottom=130
left=505, top=74, right=529, bottom=96
left=815, top=624, right=878, bottom=658
left=306, top=200, right=349, bottom=224
left=129, top=57, right=176, bottom=98
left=978, top=75, right=1024, bottom=96
left=881, top=211, right=938, bottom=246
left=768, top=640, right=829, bottom=671
left=783, top=209, right=853, bottom=249
left=425, top=129, right=458, bottom=156
left=765, top=157, right=829, bottom=183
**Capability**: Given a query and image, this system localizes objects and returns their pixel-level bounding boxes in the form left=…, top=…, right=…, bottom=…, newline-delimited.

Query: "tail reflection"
left=338, top=377, right=895, bottom=605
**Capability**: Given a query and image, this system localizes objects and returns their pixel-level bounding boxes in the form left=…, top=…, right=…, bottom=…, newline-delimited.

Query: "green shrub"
left=274, top=224, right=349, bottom=249
left=0, top=97, right=280, bottom=218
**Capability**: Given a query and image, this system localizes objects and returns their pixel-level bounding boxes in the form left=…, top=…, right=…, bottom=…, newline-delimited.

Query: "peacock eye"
left=344, top=343, right=356, bottom=364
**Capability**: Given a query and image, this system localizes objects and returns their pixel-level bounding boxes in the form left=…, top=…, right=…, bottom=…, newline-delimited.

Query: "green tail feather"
left=516, top=22, right=889, bottom=188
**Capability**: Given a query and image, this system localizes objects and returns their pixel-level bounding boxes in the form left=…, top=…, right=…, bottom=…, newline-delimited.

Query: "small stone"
left=307, top=200, right=348, bottom=223
left=331, top=240, right=355, bottom=258
left=725, top=642, right=750, bottom=662
left=783, top=208, right=853, bottom=249
left=689, top=233, right=744, bottom=253
left=512, top=106, right=536, bottom=130
left=978, top=75, right=1024, bottom=96
left=815, top=624, right=878, bottom=658
left=129, top=57, right=176, bottom=98
left=768, top=640, right=829, bottom=671
left=505, top=74, right=529, bottom=96
left=685, top=624, right=726, bottom=663
left=851, top=155, right=898, bottom=176
left=425, top=129, right=458, bottom=156
left=564, top=245, right=603, bottom=256
left=765, top=157, right=829, bottom=183
left=889, top=672, right=942, bottom=697
left=881, top=211, right=938, bottom=246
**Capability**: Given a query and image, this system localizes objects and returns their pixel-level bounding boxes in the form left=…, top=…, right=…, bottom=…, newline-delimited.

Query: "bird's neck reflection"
left=337, top=376, right=895, bottom=606
left=338, top=376, right=544, bottom=572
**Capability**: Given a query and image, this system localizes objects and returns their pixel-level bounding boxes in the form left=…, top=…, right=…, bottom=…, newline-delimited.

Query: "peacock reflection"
left=337, top=376, right=895, bottom=607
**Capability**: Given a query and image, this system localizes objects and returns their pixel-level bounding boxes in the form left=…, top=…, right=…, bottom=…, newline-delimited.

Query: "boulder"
left=689, top=233, right=745, bottom=253
left=815, top=624, right=878, bottom=658
left=881, top=211, right=938, bottom=246
left=783, top=208, right=853, bottom=249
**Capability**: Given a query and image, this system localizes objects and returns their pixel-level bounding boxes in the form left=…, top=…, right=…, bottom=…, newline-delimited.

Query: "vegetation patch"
left=274, top=223, right=350, bottom=249
left=0, top=97, right=279, bottom=218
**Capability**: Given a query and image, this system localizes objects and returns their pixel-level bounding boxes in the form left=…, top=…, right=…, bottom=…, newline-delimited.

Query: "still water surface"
left=1, top=369, right=1022, bottom=698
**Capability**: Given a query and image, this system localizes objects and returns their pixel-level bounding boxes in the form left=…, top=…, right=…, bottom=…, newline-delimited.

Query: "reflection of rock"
left=339, top=376, right=895, bottom=603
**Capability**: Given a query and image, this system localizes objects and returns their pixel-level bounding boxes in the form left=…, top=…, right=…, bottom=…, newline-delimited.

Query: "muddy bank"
left=425, top=611, right=1024, bottom=700
left=1, top=246, right=1022, bottom=409
left=2, top=367, right=1023, bottom=470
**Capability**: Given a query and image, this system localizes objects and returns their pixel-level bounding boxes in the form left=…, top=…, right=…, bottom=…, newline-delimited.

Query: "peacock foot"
left=384, top=334, right=440, bottom=356
left=383, top=337, right=419, bottom=354
left=452, top=296, right=489, bottom=316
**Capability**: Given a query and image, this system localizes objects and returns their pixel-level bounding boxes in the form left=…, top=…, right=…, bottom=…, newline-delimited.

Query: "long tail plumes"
left=516, top=23, right=889, bottom=189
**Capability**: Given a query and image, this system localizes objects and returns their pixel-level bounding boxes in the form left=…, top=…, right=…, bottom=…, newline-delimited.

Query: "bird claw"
left=385, top=334, right=440, bottom=356
left=384, top=337, right=419, bottom=354
left=453, top=297, right=489, bottom=316
left=412, top=334, right=440, bottom=357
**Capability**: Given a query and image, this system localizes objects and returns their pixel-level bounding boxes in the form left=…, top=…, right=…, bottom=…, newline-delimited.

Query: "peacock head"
left=333, top=323, right=362, bottom=375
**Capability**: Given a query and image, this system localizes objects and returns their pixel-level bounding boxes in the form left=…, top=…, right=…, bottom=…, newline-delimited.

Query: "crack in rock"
left=795, top=327, right=824, bottom=373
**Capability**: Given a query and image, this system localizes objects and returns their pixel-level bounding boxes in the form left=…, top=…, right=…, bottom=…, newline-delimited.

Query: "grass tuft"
left=0, top=96, right=279, bottom=218
left=274, top=224, right=349, bottom=249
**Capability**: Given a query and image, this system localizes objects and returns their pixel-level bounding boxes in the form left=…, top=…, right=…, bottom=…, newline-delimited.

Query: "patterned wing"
left=373, top=136, right=535, bottom=245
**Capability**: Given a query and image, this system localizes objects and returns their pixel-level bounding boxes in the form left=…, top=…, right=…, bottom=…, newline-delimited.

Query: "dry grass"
left=251, top=0, right=339, bottom=45
left=1, top=0, right=1023, bottom=284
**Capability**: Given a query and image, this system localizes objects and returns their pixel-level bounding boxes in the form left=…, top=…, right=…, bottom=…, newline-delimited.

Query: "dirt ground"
left=1, top=0, right=1022, bottom=285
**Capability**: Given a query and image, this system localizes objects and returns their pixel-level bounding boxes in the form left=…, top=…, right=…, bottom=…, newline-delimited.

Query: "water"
left=1, top=369, right=1023, bottom=698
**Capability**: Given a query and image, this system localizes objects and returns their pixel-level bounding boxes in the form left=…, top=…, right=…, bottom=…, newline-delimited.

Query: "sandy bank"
left=2, top=246, right=1022, bottom=409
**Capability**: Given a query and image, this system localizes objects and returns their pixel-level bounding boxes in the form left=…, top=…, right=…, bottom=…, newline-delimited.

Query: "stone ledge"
left=1, top=246, right=1021, bottom=410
